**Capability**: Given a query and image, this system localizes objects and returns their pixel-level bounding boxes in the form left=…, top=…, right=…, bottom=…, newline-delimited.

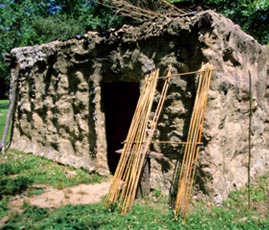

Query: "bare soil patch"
left=8, top=179, right=111, bottom=211
left=0, top=180, right=111, bottom=227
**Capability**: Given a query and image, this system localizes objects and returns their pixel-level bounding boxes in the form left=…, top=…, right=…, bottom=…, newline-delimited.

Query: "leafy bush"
left=31, top=16, right=86, bottom=43
left=0, top=0, right=116, bottom=99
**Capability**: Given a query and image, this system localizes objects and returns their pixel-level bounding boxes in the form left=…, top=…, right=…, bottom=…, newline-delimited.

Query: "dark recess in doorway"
left=101, top=82, right=140, bottom=174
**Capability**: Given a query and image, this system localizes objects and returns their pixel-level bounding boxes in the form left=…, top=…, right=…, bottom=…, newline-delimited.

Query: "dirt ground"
left=7, top=179, right=112, bottom=212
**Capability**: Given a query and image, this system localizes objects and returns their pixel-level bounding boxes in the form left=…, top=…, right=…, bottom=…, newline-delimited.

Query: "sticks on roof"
left=97, top=0, right=191, bottom=22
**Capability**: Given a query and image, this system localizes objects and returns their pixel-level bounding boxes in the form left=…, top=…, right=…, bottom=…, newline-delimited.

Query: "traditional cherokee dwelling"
left=8, top=10, right=269, bottom=204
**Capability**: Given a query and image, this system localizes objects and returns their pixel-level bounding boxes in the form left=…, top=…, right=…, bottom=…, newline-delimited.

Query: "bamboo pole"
left=126, top=66, right=171, bottom=212
left=248, top=70, right=252, bottom=209
left=120, top=71, right=157, bottom=212
left=184, top=65, right=213, bottom=217
left=174, top=69, right=204, bottom=213
left=174, top=63, right=213, bottom=219
left=123, top=140, right=203, bottom=145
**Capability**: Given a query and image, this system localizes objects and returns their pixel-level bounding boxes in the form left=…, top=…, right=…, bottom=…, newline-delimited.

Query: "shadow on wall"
left=101, top=82, right=140, bottom=174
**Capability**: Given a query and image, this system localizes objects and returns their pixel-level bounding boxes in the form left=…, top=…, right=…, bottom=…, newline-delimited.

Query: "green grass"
left=0, top=100, right=10, bottom=143
left=1, top=197, right=269, bottom=230
left=1, top=150, right=268, bottom=229
left=0, top=149, right=102, bottom=221
left=0, top=149, right=102, bottom=189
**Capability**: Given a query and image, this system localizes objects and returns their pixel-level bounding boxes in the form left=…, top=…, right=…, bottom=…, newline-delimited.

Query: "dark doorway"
left=101, top=82, right=140, bottom=174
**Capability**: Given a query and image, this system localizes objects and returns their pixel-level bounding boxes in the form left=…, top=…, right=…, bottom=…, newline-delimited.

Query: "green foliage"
left=0, top=0, right=116, bottom=99
left=169, top=0, right=269, bottom=44
left=207, top=0, right=269, bottom=44
left=0, top=100, right=9, bottom=139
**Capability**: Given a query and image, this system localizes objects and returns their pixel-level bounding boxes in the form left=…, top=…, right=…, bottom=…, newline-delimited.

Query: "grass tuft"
left=0, top=100, right=10, bottom=140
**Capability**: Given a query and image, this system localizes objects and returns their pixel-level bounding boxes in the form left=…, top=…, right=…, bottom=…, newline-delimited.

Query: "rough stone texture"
left=9, top=10, right=269, bottom=203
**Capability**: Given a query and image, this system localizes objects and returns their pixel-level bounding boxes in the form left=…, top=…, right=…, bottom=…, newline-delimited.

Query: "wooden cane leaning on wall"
left=0, top=64, right=20, bottom=155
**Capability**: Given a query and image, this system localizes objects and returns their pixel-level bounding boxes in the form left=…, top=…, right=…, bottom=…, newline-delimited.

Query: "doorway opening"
left=101, top=82, right=140, bottom=174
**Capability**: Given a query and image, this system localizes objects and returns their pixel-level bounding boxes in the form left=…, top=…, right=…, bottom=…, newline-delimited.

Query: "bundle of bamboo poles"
left=103, top=63, right=213, bottom=217
left=174, top=63, right=213, bottom=220
left=103, top=66, right=171, bottom=213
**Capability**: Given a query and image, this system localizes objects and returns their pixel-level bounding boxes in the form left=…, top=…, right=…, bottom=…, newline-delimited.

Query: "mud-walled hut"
left=8, top=10, right=269, bottom=203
